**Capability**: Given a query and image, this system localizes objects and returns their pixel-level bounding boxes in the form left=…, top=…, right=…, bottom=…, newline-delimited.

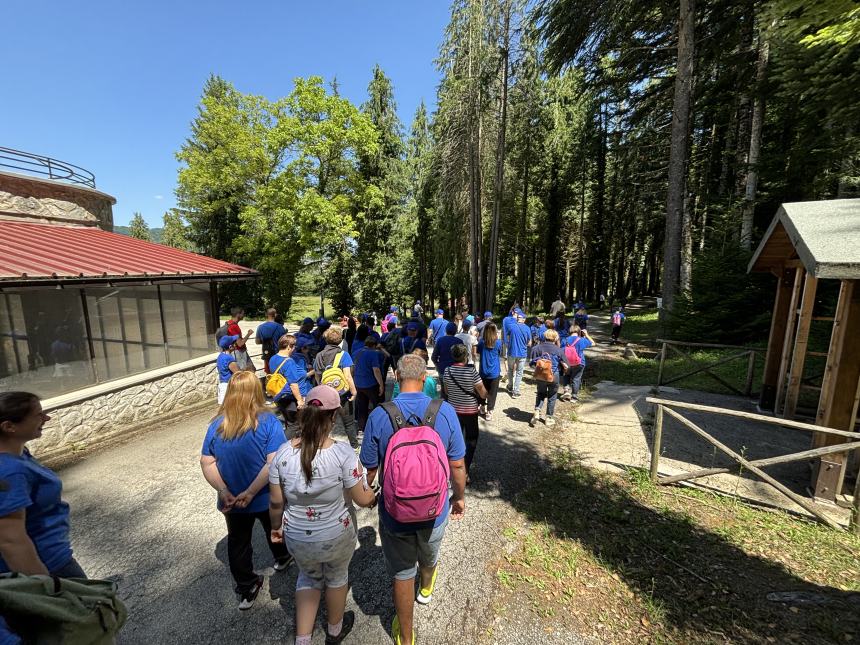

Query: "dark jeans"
left=51, top=557, right=87, bottom=579
left=356, top=386, right=382, bottom=433
left=224, top=510, right=290, bottom=594
left=481, top=375, right=500, bottom=412
left=457, top=413, right=480, bottom=473
left=535, top=380, right=559, bottom=417
left=276, top=397, right=298, bottom=437
left=564, top=364, right=585, bottom=397
left=611, top=325, right=622, bottom=341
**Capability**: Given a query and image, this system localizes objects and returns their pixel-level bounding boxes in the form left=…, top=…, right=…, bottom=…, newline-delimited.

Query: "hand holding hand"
left=270, top=528, right=283, bottom=544
left=378, top=384, right=385, bottom=397
left=218, top=489, right=236, bottom=512
left=234, top=490, right=254, bottom=508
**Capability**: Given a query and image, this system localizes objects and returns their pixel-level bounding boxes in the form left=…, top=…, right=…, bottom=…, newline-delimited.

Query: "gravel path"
left=58, top=346, right=578, bottom=644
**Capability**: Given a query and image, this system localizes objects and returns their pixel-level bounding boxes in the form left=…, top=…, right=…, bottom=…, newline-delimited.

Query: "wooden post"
left=656, top=342, right=667, bottom=390
left=650, top=404, right=663, bottom=482
left=760, top=268, right=795, bottom=411
left=852, top=469, right=860, bottom=536
left=813, top=280, right=860, bottom=499
left=774, top=267, right=805, bottom=415
left=783, top=274, right=818, bottom=418
left=745, top=350, right=756, bottom=397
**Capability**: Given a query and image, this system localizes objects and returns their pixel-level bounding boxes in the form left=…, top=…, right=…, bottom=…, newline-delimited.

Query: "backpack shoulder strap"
left=381, top=401, right=405, bottom=431
left=332, top=351, right=343, bottom=370
left=423, top=398, right=444, bottom=428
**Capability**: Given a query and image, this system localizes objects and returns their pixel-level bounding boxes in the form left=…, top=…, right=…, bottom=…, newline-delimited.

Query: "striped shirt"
left=443, top=363, right=482, bottom=414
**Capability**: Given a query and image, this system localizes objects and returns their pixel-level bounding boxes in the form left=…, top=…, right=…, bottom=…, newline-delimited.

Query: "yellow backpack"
left=265, top=357, right=289, bottom=398
left=320, top=351, right=349, bottom=394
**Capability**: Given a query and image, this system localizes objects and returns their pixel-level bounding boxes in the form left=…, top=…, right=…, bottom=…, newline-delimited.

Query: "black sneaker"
left=325, top=610, right=355, bottom=644
left=238, top=575, right=264, bottom=610
left=273, top=554, right=294, bottom=572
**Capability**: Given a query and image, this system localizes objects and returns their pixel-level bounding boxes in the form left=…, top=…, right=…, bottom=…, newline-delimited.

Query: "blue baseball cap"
left=462, top=319, right=472, bottom=329
left=435, top=309, right=444, bottom=315
left=302, top=317, right=314, bottom=326
left=390, top=305, right=397, bottom=312
left=316, top=317, right=330, bottom=327
left=515, top=308, right=525, bottom=316
left=295, top=336, right=313, bottom=351
left=483, top=311, right=493, bottom=317
left=407, top=322, right=418, bottom=331
left=218, top=334, right=240, bottom=350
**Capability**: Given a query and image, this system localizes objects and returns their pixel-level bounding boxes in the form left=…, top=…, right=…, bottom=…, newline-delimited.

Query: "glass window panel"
left=86, top=286, right=166, bottom=381
left=160, top=284, right=215, bottom=363
left=0, top=289, right=96, bottom=399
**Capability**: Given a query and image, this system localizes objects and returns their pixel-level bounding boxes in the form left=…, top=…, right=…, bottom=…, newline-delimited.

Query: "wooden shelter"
left=749, top=199, right=860, bottom=502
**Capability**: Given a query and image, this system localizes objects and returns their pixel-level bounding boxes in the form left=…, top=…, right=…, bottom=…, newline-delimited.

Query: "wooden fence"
left=647, top=397, right=860, bottom=534
left=655, top=339, right=761, bottom=397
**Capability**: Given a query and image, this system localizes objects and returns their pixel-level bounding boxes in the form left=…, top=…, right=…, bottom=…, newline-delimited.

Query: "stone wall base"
left=33, top=362, right=218, bottom=467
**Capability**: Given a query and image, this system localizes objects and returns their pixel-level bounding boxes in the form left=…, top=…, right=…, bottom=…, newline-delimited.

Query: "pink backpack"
left=612, top=312, right=622, bottom=326
left=380, top=399, right=449, bottom=523
left=564, top=337, right=582, bottom=367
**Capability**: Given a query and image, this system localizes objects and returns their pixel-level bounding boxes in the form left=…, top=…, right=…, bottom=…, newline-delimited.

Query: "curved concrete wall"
left=0, top=170, right=116, bottom=230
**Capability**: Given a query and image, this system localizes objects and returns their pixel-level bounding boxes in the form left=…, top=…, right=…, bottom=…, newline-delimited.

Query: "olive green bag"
left=0, top=573, right=127, bottom=644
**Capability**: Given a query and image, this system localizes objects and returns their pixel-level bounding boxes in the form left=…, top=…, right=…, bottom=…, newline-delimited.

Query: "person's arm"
left=268, top=482, right=285, bottom=544
left=344, top=366, right=357, bottom=401
left=373, top=365, right=384, bottom=396
left=200, top=455, right=236, bottom=511
left=234, top=452, right=277, bottom=508
left=290, top=383, right=305, bottom=408
left=431, top=342, right=440, bottom=365
left=228, top=361, right=240, bottom=374
left=0, top=511, right=49, bottom=575
left=449, top=458, right=467, bottom=519
left=474, top=380, right=488, bottom=399
left=345, top=460, right=376, bottom=508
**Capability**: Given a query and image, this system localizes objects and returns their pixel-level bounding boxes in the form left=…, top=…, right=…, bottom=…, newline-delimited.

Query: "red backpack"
left=564, top=337, right=583, bottom=367
left=380, top=399, right=449, bottom=523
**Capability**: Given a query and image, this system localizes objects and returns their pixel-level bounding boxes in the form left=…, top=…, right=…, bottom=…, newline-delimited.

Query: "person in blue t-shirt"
left=574, top=307, right=589, bottom=331
left=561, top=326, right=594, bottom=401
left=431, top=321, right=463, bottom=379
left=554, top=314, right=571, bottom=344
left=529, top=316, right=544, bottom=344
left=353, top=336, right=386, bottom=434
left=505, top=312, right=532, bottom=397
left=400, top=322, right=427, bottom=356
left=0, top=392, right=84, bottom=582
left=476, top=322, right=503, bottom=420
left=269, top=335, right=313, bottom=435
left=254, top=308, right=286, bottom=373
left=359, top=354, right=466, bottom=645
left=200, top=371, right=290, bottom=610
left=611, top=307, right=626, bottom=344
left=427, top=309, right=448, bottom=346
left=217, top=334, right=241, bottom=404
left=501, top=307, right=518, bottom=360
left=351, top=325, right=369, bottom=359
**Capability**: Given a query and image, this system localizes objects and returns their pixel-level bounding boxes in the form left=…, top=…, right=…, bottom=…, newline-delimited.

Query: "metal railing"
left=0, top=146, right=96, bottom=188
left=647, top=397, right=860, bottom=533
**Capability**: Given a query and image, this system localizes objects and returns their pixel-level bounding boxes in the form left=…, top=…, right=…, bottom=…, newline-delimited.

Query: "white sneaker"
left=529, top=411, right=540, bottom=427
left=545, top=417, right=556, bottom=427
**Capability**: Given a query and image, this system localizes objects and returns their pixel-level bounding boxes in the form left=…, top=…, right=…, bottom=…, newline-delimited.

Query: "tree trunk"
left=486, top=4, right=510, bottom=312
left=740, top=30, right=770, bottom=249
left=661, top=0, right=695, bottom=319
left=516, top=133, right=531, bottom=305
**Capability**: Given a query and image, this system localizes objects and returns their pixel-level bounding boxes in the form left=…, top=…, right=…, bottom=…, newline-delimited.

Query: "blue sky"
left=1, top=1, right=449, bottom=227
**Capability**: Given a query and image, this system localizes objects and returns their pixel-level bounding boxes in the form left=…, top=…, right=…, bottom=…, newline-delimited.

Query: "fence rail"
left=647, top=397, right=860, bottom=534
left=0, top=146, right=96, bottom=188
left=655, top=339, right=761, bottom=397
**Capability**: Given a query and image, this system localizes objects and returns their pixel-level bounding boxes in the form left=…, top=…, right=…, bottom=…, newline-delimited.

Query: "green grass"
left=497, top=449, right=860, bottom=643
left=620, top=308, right=660, bottom=344
left=285, top=296, right=333, bottom=324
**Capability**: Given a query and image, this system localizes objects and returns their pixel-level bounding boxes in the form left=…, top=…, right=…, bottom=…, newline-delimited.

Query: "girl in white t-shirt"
left=269, top=386, right=375, bottom=645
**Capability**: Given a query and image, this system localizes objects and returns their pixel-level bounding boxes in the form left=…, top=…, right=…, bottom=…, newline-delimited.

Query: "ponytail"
left=296, top=404, right=336, bottom=484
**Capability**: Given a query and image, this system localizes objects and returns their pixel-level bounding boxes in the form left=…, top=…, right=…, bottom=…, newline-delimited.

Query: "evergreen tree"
left=128, top=212, right=151, bottom=241
left=161, top=209, right=192, bottom=251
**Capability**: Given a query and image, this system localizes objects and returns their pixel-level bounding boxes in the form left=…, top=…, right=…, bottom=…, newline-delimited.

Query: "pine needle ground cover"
left=495, top=449, right=860, bottom=644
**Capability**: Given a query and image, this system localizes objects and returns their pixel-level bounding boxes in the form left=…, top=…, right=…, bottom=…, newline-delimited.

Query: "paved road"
left=58, top=348, right=576, bottom=644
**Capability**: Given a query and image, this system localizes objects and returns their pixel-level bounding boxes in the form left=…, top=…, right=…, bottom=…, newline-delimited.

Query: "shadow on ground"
left=472, top=423, right=860, bottom=644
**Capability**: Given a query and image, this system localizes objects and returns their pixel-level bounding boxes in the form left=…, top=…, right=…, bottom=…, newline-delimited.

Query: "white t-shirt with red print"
left=269, top=440, right=362, bottom=542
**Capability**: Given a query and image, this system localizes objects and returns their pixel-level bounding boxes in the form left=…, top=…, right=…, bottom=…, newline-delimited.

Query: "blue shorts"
left=379, top=518, right=448, bottom=581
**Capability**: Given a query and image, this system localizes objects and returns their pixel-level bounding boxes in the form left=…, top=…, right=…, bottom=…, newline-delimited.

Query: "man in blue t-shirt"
left=431, top=322, right=463, bottom=379
left=506, top=312, right=532, bottom=398
left=217, top=335, right=240, bottom=404
left=360, top=353, right=466, bottom=645
left=427, top=309, right=448, bottom=346
left=255, top=308, right=286, bottom=373
left=501, top=306, right=519, bottom=360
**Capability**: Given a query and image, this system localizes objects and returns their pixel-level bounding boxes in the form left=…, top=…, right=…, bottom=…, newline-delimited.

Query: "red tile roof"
left=0, top=220, right=256, bottom=282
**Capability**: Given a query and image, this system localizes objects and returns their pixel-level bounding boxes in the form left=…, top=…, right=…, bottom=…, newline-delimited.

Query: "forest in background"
left=159, top=0, right=857, bottom=340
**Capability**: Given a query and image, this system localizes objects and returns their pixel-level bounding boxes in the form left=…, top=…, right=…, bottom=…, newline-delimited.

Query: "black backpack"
left=384, top=328, right=403, bottom=356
